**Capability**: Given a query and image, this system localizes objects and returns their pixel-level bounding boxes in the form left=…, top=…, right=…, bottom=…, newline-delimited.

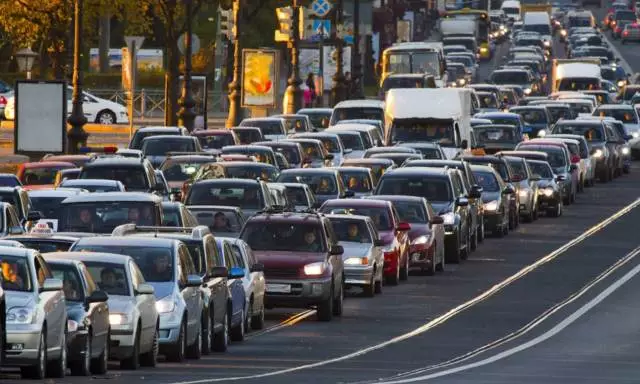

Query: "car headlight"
left=622, top=146, right=630, bottom=155
left=442, top=212, right=456, bottom=225
left=593, top=149, right=604, bottom=158
left=458, top=78, right=467, bottom=85
left=109, top=313, right=130, bottom=326
left=617, top=80, right=626, bottom=88
left=303, top=261, right=327, bottom=276
left=560, top=29, right=567, bottom=36
left=543, top=40, right=551, bottom=47
left=344, top=257, right=369, bottom=265
left=524, top=88, right=532, bottom=95
left=7, top=307, right=34, bottom=324
left=411, top=235, right=430, bottom=245
left=518, top=189, right=528, bottom=197
left=483, top=200, right=499, bottom=211
left=633, top=132, right=639, bottom=138
left=480, top=47, right=488, bottom=53
left=542, top=187, right=554, bottom=197
left=155, top=296, right=177, bottom=314
left=538, top=130, right=546, bottom=137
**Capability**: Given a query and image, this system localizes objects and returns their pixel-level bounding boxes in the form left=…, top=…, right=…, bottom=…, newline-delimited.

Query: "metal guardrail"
left=84, top=89, right=228, bottom=118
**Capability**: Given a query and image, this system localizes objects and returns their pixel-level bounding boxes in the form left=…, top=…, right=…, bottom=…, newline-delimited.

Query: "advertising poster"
left=322, top=46, right=352, bottom=90
left=241, top=49, right=279, bottom=108
left=300, top=48, right=321, bottom=77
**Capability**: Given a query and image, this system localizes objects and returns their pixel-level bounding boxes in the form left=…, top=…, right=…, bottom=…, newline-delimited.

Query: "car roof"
left=27, top=188, right=86, bottom=198
left=43, top=251, right=132, bottom=265
left=75, top=236, right=179, bottom=247
left=23, top=161, right=75, bottom=169
left=366, top=195, right=426, bottom=203
left=247, top=212, right=323, bottom=224
left=324, top=213, right=374, bottom=222
left=61, top=192, right=162, bottom=204
left=595, top=104, right=634, bottom=110
left=322, top=198, right=392, bottom=208
left=61, top=179, right=120, bottom=186
left=136, top=126, right=184, bottom=132
left=381, top=167, right=449, bottom=176
left=0, top=245, right=37, bottom=258
left=192, top=178, right=262, bottom=186
left=280, top=168, right=338, bottom=176
left=341, top=158, right=395, bottom=165
left=333, top=100, right=384, bottom=109
left=83, top=157, right=145, bottom=167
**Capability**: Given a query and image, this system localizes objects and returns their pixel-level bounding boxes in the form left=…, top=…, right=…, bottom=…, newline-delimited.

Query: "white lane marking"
left=246, top=310, right=316, bottom=339
left=600, top=27, right=634, bottom=75
left=375, top=244, right=640, bottom=382
left=169, top=198, right=640, bottom=384
left=378, top=246, right=640, bottom=383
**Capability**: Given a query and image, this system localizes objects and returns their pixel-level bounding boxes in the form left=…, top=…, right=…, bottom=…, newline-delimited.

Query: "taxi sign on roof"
left=31, top=222, right=54, bottom=235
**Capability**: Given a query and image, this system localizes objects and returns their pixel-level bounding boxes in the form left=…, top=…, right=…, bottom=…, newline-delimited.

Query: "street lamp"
left=67, top=0, right=88, bottom=154
left=15, top=48, right=37, bottom=80
left=331, top=0, right=348, bottom=105
left=177, top=0, right=197, bottom=132
left=226, top=0, right=243, bottom=128
left=351, top=0, right=364, bottom=99
left=283, top=0, right=302, bottom=115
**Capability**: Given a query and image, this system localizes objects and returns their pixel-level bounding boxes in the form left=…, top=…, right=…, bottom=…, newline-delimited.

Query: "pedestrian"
left=306, top=73, right=316, bottom=107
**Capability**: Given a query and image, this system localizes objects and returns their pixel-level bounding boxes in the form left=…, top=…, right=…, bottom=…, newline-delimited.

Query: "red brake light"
left=571, top=154, right=580, bottom=164
left=0, top=96, right=7, bottom=105
left=624, top=31, right=629, bottom=36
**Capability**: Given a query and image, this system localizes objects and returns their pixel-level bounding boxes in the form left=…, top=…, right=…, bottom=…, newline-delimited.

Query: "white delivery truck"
left=384, top=88, right=472, bottom=159
left=551, top=58, right=602, bottom=93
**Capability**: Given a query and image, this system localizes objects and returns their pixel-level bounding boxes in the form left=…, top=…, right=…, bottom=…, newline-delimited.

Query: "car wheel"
left=461, top=228, right=471, bottom=260
left=317, top=284, right=334, bottom=322
left=47, top=330, right=66, bottom=378
left=245, top=302, right=253, bottom=332
left=96, top=110, right=116, bottom=125
left=333, top=282, right=344, bottom=316
left=91, top=331, right=109, bottom=374
left=509, top=211, right=516, bottom=230
left=478, top=221, right=485, bottom=243
left=374, top=267, right=383, bottom=293
left=202, top=314, right=212, bottom=355
left=435, top=246, right=445, bottom=272
left=166, top=319, right=186, bottom=362
left=251, top=302, right=266, bottom=330
left=399, top=252, right=409, bottom=281
left=186, top=322, right=202, bottom=359
left=364, top=274, right=375, bottom=297
left=212, top=313, right=229, bottom=352
left=140, top=326, right=159, bottom=367
left=426, top=250, right=436, bottom=276
left=445, top=233, right=461, bottom=264
left=22, top=331, right=47, bottom=379
left=470, top=225, right=478, bottom=251
left=386, top=257, right=400, bottom=285
left=71, top=333, right=92, bottom=375
left=231, top=309, right=245, bottom=342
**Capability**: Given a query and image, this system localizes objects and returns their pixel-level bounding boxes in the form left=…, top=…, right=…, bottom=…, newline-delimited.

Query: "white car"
left=4, top=87, right=128, bottom=124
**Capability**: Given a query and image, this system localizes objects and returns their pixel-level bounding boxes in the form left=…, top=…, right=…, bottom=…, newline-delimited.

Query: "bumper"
left=383, top=251, right=399, bottom=276
left=409, top=244, right=435, bottom=268
left=538, top=194, right=560, bottom=210
left=344, top=265, right=375, bottom=286
left=110, top=327, right=136, bottom=359
left=264, top=278, right=332, bottom=308
left=483, top=212, right=503, bottom=230
left=4, top=323, right=43, bottom=365
left=158, top=311, right=183, bottom=346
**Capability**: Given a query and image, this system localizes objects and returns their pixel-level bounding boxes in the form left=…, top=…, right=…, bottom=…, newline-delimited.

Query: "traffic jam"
left=0, top=0, right=638, bottom=380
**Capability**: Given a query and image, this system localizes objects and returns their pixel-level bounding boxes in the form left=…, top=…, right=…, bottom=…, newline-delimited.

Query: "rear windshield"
left=594, top=108, right=638, bottom=123
left=240, top=121, right=284, bottom=136
left=186, top=184, right=263, bottom=209
left=130, top=131, right=180, bottom=149
left=80, top=166, right=148, bottom=191
left=552, top=124, right=604, bottom=142
left=491, top=71, right=529, bottom=84
left=197, top=133, right=235, bottom=150
left=142, top=139, right=195, bottom=156
left=376, top=176, right=452, bottom=203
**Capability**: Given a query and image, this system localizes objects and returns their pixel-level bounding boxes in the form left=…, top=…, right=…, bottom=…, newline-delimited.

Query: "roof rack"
left=111, top=224, right=211, bottom=239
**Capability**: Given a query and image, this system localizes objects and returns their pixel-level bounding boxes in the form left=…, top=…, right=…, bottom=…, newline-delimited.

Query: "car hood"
left=106, top=295, right=135, bottom=314
left=338, top=242, right=371, bottom=258
left=431, top=202, right=453, bottom=215
left=482, top=191, right=501, bottom=203
left=623, top=123, right=640, bottom=133
left=536, top=179, right=555, bottom=188
left=148, top=282, right=176, bottom=300
left=6, top=291, right=35, bottom=309
left=254, top=251, right=326, bottom=269
left=378, top=229, right=397, bottom=244
left=407, top=223, right=430, bottom=240
left=343, top=150, right=365, bottom=159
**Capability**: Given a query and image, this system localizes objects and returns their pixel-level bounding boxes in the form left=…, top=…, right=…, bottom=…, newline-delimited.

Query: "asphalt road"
left=589, top=4, right=640, bottom=75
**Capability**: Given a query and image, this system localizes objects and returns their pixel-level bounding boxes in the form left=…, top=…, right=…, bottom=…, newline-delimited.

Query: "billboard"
left=241, top=49, right=279, bottom=108
left=89, top=48, right=163, bottom=72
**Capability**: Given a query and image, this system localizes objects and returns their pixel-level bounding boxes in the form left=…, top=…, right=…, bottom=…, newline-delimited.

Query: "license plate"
left=266, top=284, right=291, bottom=293
left=9, top=343, right=24, bottom=351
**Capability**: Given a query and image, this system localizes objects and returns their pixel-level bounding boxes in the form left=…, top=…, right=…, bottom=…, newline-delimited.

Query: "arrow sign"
left=311, top=0, right=332, bottom=17
left=124, top=36, right=145, bottom=51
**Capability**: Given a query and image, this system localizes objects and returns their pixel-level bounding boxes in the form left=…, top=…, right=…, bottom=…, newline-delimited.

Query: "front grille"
left=264, top=267, right=300, bottom=279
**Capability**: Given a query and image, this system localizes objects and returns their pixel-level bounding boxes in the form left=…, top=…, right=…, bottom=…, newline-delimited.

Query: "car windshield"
left=507, top=160, right=527, bottom=179
left=75, top=245, right=174, bottom=282
left=23, top=166, right=67, bottom=185
left=335, top=133, right=365, bottom=151
left=48, top=263, right=84, bottom=302
left=595, top=108, right=638, bottom=123
left=233, top=129, right=262, bottom=144
left=225, top=165, right=279, bottom=182
left=269, top=145, right=301, bottom=164
left=500, top=90, right=518, bottom=104
left=313, top=136, right=340, bottom=154
left=383, top=77, right=425, bottom=92
left=241, top=222, right=326, bottom=252
left=300, top=112, right=331, bottom=129
left=197, top=134, right=235, bottom=150
left=278, top=173, right=338, bottom=195
left=513, top=109, right=547, bottom=124
left=479, top=94, right=499, bottom=109
left=0, top=175, right=20, bottom=187
left=377, top=177, right=452, bottom=203
left=17, top=240, right=72, bottom=253
left=61, top=182, right=120, bottom=193
left=57, top=202, right=158, bottom=233
left=333, top=108, right=384, bottom=124
left=486, top=117, right=519, bottom=126
left=130, top=131, right=180, bottom=149
left=322, top=206, right=393, bottom=231
left=393, top=201, right=428, bottom=224
left=409, top=147, right=443, bottom=159
left=528, top=161, right=554, bottom=178
left=475, top=127, right=518, bottom=144
left=142, top=138, right=195, bottom=156
left=282, top=118, right=307, bottom=133
left=329, top=218, right=373, bottom=243
left=80, top=166, right=148, bottom=191
left=161, top=206, right=183, bottom=227
left=519, top=146, right=567, bottom=167
left=339, top=170, right=372, bottom=193
left=558, top=78, right=600, bottom=91
left=295, top=142, right=324, bottom=161
left=284, top=187, right=310, bottom=207
left=84, top=262, right=130, bottom=296
left=186, top=184, right=263, bottom=209
left=522, top=24, right=550, bottom=34
left=491, top=71, right=529, bottom=84
left=0, top=255, right=32, bottom=292
left=473, top=171, right=501, bottom=192
left=242, top=121, right=284, bottom=136
left=161, top=161, right=208, bottom=182
left=553, top=124, right=604, bottom=141
left=191, top=209, right=243, bottom=233
left=390, top=120, right=455, bottom=146
left=29, top=196, right=66, bottom=219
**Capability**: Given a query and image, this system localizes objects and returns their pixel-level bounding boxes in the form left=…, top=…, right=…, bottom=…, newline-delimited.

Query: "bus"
left=379, top=42, right=448, bottom=89
left=443, top=8, right=493, bottom=60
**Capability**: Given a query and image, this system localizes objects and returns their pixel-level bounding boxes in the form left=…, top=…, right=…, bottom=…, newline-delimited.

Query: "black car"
left=374, top=167, right=471, bottom=264
left=470, top=165, right=513, bottom=237
left=184, top=179, right=276, bottom=218
left=527, top=159, right=563, bottom=217
left=79, top=157, right=164, bottom=193
left=41, top=255, right=110, bottom=376
left=473, top=124, right=524, bottom=154
left=141, top=136, right=203, bottom=168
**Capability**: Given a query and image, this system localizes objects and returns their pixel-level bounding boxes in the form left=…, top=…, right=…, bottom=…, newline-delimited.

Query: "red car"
left=16, top=161, right=76, bottom=190
left=319, top=199, right=411, bottom=285
left=40, top=154, right=92, bottom=168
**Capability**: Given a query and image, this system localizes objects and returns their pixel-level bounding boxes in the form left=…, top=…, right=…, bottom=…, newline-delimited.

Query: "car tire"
left=186, top=323, right=202, bottom=359
left=435, top=246, right=445, bottom=272
left=445, top=233, right=461, bottom=264
left=91, top=331, right=109, bottom=374
left=22, top=331, right=47, bottom=379
left=245, top=302, right=253, bottom=333
left=71, top=333, right=92, bottom=375
left=202, top=314, right=212, bottom=355
left=251, top=303, right=266, bottom=330
left=121, top=329, right=140, bottom=369
left=332, top=282, right=344, bottom=316
left=165, top=320, right=186, bottom=362
left=374, top=267, right=383, bottom=293
left=386, top=258, right=400, bottom=285
left=470, top=226, right=478, bottom=251
left=461, top=228, right=471, bottom=260
left=509, top=211, right=516, bottom=230
left=140, top=326, right=159, bottom=367
left=212, top=314, right=229, bottom=352
left=47, top=331, right=66, bottom=378
left=317, top=284, right=334, bottom=322
left=478, top=221, right=485, bottom=243
left=230, top=309, right=245, bottom=342
left=96, top=110, right=117, bottom=125
left=399, top=252, right=409, bottom=281
left=364, top=275, right=375, bottom=297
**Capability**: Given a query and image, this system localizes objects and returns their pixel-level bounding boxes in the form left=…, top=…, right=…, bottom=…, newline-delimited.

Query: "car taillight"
left=571, top=154, right=580, bottom=164
left=0, top=96, right=7, bottom=105
left=624, top=31, right=630, bottom=36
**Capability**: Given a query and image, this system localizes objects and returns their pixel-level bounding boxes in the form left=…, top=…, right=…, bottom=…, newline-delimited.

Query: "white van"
left=523, top=12, right=552, bottom=46
left=501, top=0, right=522, bottom=22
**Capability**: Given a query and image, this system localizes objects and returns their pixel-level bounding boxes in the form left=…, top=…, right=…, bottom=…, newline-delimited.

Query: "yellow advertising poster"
left=242, top=49, right=279, bottom=108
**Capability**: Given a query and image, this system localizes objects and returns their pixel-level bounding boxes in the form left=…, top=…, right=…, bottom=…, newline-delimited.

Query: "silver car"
left=2, top=247, right=67, bottom=379
left=503, top=156, right=540, bottom=222
left=547, top=133, right=597, bottom=187
left=325, top=214, right=384, bottom=297
left=53, top=252, right=160, bottom=369
left=334, top=166, right=375, bottom=197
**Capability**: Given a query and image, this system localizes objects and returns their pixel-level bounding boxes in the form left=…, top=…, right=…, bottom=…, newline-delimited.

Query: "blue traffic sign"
left=311, top=0, right=332, bottom=17
left=312, top=20, right=331, bottom=39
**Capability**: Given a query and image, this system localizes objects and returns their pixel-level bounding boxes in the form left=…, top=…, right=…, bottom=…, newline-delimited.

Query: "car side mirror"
left=209, top=266, right=228, bottom=279
left=250, top=263, right=264, bottom=272
left=570, top=164, right=578, bottom=171
left=396, top=222, right=411, bottom=231
left=8, top=226, right=23, bottom=235
left=460, top=139, right=469, bottom=149
left=342, top=190, right=356, bottom=198
left=186, top=274, right=203, bottom=287
left=430, top=216, right=444, bottom=225
left=228, top=267, right=245, bottom=279
left=41, top=278, right=63, bottom=292
left=373, top=239, right=385, bottom=247
left=135, top=283, right=154, bottom=295
left=325, top=154, right=334, bottom=160
left=86, top=290, right=109, bottom=304
left=502, top=185, right=515, bottom=195
left=330, top=245, right=344, bottom=255
left=457, top=197, right=469, bottom=206
left=625, top=134, right=633, bottom=141
left=469, top=185, right=483, bottom=199
left=27, top=211, right=43, bottom=221
left=344, top=148, right=353, bottom=154
left=556, top=174, right=567, bottom=182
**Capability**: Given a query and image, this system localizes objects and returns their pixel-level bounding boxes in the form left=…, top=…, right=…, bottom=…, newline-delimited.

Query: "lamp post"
left=226, top=0, right=243, bottom=128
left=177, top=0, right=197, bottom=132
left=351, top=0, right=364, bottom=99
left=67, top=0, right=88, bottom=154
left=16, top=48, right=37, bottom=80
left=331, top=0, right=348, bottom=105
left=284, top=0, right=302, bottom=115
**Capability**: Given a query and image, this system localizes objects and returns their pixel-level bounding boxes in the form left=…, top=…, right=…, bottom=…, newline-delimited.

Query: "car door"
left=221, top=242, right=243, bottom=321
left=81, top=93, right=98, bottom=122
left=244, top=242, right=265, bottom=312
left=605, top=125, right=623, bottom=168
left=366, top=220, right=383, bottom=276
left=229, top=243, right=251, bottom=306
left=35, top=255, right=65, bottom=351
left=79, top=262, right=109, bottom=351
left=177, top=246, right=201, bottom=337
left=204, top=237, right=227, bottom=332
left=130, top=261, right=156, bottom=345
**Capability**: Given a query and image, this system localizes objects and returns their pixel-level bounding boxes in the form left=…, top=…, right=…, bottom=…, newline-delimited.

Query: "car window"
left=204, top=237, right=219, bottom=271
left=1, top=255, right=32, bottom=291
left=178, top=246, right=192, bottom=282
left=230, top=245, right=246, bottom=268
left=50, top=263, right=84, bottom=302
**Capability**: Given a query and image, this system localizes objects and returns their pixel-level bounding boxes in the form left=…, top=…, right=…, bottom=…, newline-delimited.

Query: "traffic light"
left=275, top=6, right=293, bottom=42
left=219, top=8, right=234, bottom=40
